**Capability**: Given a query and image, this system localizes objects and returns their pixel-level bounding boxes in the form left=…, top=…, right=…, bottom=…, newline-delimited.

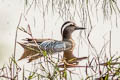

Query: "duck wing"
left=22, top=38, right=52, bottom=43
left=18, top=39, right=72, bottom=62
left=40, top=40, right=72, bottom=52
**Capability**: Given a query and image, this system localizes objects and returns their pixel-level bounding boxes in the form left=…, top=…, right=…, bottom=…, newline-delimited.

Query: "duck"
left=18, top=21, right=86, bottom=64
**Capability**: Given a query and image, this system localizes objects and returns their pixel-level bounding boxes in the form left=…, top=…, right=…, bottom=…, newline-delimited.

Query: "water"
left=0, top=0, right=120, bottom=79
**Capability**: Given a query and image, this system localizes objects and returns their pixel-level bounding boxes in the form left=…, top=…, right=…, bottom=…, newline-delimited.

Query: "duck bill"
left=75, top=26, right=86, bottom=30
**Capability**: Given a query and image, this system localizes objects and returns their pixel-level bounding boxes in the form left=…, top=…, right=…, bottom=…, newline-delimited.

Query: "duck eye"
left=69, top=24, right=75, bottom=26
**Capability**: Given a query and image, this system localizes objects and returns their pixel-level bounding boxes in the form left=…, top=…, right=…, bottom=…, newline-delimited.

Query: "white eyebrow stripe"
left=61, top=22, right=74, bottom=35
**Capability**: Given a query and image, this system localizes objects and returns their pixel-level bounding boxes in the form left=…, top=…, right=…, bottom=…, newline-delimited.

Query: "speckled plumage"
left=18, top=21, right=86, bottom=63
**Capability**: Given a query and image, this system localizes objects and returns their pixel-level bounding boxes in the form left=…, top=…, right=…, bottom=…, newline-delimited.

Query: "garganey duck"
left=18, top=21, right=86, bottom=64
